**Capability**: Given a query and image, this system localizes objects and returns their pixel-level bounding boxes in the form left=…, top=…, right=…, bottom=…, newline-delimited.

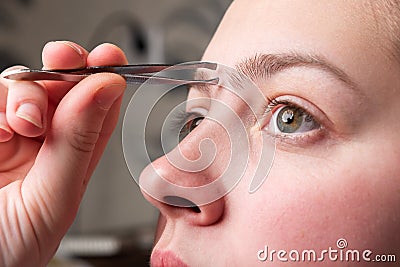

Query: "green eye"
left=179, top=116, right=204, bottom=142
left=273, top=105, right=319, bottom=134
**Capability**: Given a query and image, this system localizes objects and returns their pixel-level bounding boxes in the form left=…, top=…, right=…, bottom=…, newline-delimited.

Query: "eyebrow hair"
left=190, top=52, right=357, bottom=97
left=235, top=53, right=357, bottom=90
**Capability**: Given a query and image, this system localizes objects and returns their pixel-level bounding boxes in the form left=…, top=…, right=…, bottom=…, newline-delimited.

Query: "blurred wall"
left=0, top=0, right=231, bottom=234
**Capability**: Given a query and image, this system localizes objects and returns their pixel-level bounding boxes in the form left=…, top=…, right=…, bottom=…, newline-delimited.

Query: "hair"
left=365, top=0, right=400, bottom=61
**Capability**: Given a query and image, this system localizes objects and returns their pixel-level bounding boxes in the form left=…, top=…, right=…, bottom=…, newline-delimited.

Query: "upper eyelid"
left=175, top=109, right=207, bottom=125
left=189, top=107, right=208, bottom=115
left=170, top=110, right=199, bottom=131
left=185, top=95, right=211, bottom=113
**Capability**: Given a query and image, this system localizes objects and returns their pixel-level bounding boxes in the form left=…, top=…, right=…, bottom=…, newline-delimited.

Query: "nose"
left=140, top=158, right=226, bottom=226
left=139, top=120, right=232, bottom=226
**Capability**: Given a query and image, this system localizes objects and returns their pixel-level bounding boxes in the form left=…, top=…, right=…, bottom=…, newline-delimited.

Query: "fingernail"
left=56, top=41, right=84, bottom=59
left=0, top=112, right=13, bottom=140
left=0, top=126, right=13, bottom=140
left=94, top=84, right=125, bottom=110
left=16, top=103, right=43, bottom=128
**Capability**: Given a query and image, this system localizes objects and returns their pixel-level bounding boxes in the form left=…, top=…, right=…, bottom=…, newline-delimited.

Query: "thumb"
left=22, top=73, right=126, bottom=232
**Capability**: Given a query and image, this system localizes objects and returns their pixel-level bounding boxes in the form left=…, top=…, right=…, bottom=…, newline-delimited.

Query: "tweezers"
left=1, top=61, right=219, bottom=86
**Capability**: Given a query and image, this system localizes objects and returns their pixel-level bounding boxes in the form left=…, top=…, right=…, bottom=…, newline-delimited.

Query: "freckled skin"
left=143, top=0, right=400, bottom=266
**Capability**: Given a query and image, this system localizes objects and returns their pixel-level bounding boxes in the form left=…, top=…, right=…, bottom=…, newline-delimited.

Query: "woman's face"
left=142, top=0, right=400, bottom=266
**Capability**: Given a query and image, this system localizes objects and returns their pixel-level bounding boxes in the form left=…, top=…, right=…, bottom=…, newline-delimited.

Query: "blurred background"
left=0, top=0, right=231, bottom=266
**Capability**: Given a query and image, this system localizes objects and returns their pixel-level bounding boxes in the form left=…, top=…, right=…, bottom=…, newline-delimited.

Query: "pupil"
left=282, top=109, right=294, bottom=124
left=276, top=106, right=302, bottom=133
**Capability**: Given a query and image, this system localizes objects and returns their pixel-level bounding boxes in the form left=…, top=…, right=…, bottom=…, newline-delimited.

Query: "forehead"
left=200, top=0, right=400, bottom=100
left=205, top=1, right=372, bottom=58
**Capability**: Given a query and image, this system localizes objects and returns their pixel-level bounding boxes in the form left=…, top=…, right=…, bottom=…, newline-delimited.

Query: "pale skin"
left=144, top=0, right=400, bottom=266
left=1, top=0, right=400, bottom=267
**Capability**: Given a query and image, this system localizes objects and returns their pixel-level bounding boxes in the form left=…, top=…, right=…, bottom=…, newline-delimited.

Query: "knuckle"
left=67, top=127, right=100, bottom=153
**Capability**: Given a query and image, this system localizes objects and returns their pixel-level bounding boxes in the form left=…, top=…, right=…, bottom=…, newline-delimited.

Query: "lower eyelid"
left=267, top=127, right=327, bottom=147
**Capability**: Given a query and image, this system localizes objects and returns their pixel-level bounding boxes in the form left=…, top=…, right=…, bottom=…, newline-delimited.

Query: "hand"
left=0, top=41, right=127, bottom=267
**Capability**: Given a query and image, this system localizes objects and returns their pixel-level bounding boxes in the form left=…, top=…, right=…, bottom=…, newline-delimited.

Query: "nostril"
left=163, top=196, right=201, bottom=213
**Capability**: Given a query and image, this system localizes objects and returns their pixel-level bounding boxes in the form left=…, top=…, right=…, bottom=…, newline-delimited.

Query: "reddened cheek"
left=238, top=153, right=399, bottom=254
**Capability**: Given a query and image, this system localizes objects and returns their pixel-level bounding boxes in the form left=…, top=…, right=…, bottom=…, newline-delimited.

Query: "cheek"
left=227, top=150, right=400, bottom=255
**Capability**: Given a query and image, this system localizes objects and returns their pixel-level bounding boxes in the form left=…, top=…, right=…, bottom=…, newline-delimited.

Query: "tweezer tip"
left=1, top=68, right=28, bottom=80
left=0, top=69, right=16, bottom=79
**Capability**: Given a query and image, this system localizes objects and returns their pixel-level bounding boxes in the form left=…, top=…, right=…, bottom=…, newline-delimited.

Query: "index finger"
left=41, top=41, right=89, bottom=104
left=42, top=41, right=88, bottom=70
left=42, top=42, right=128, bottom=105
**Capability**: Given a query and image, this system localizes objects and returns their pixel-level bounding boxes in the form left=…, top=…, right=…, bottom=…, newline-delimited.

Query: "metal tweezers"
left=1, top=61, right=219, bottom=86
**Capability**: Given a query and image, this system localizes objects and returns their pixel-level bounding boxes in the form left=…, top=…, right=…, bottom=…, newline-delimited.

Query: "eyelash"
left=262, top=97, right=325, bottom=145
left=264, top=97, right=290, bottom=114
left=171, top=97, right=325, bottom=146
left=170, top=110, right=198, bottom=130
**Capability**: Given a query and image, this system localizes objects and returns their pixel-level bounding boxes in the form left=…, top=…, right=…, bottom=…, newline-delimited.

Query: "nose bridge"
left=139, top=90, right=256, bottom=225
left=172, top=119, right=229, bottom=176
left=139, top=109, right=251, bottom=208
left=141, top=118, right=230, bottom=193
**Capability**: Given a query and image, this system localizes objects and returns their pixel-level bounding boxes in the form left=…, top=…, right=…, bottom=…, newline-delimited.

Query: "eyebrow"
left=235, top=53, right=357, bottom=89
